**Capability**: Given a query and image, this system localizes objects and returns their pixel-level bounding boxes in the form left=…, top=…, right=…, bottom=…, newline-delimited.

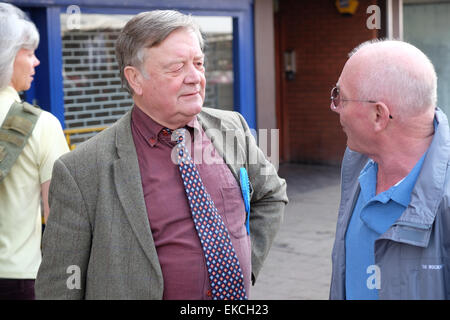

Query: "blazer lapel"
left=112, top=111, right=163, bottom=281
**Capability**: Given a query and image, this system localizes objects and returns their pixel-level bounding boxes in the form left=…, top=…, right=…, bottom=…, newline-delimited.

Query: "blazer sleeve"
left=235, top=112, right=288, bottom=283
left=35, top=158, right=92, bottom=299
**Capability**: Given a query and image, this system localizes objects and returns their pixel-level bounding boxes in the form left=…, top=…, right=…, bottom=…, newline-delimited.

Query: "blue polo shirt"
left=345, top=152, right=426, bottom=300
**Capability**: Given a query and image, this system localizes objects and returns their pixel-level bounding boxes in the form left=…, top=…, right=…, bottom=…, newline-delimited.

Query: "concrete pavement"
left=251, top=163, right=341, bottom=300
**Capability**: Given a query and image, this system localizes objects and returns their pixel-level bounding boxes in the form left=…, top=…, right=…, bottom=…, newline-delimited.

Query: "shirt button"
left=148, top=137, right=156, bottom=146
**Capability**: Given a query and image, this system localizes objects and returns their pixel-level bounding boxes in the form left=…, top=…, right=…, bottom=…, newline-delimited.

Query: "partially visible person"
left=329, top=39, right=450, bottom=299
left=0, top=2, right=69, bottom=300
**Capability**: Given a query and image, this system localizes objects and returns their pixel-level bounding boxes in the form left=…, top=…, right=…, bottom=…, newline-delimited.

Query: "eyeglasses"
left=330, top=86, right=392, bottom=119
left=330, top=86, right=377, bottom=109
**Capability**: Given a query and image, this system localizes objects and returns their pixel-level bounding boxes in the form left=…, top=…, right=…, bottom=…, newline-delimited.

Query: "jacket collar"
left=380, top=108, right=450, bottom=247
left=196, top=109, right=242, bottom=183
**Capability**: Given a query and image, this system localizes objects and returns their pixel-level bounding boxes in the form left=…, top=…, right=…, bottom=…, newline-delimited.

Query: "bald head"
left=341, top=40, right=437, bottom=120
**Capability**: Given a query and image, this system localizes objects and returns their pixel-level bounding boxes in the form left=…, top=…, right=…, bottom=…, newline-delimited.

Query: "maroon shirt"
left=131, top=106, right=251, bottom=299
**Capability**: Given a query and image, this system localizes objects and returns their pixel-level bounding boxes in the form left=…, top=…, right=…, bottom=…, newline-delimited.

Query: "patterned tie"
left=170, top=127, right=247, bottom=300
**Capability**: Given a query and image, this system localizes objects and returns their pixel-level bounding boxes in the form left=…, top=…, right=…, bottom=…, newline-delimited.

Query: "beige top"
left=0, top=86, right=69, bottom=279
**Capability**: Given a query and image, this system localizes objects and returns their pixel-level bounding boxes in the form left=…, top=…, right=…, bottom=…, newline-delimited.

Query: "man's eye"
left=171, top=64, right=183, bottom=72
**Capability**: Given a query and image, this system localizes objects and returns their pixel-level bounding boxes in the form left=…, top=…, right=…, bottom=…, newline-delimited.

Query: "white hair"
left=348, top=39, right=437, bottom=119
left=0, top=3, right=40, bottom=90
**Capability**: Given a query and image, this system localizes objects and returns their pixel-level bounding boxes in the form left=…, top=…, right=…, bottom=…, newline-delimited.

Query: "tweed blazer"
left=35, top=107, right=287, bottom=299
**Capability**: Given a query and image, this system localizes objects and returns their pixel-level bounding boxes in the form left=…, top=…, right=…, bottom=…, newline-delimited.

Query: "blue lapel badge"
left=239, top=167, right=251, bottom=235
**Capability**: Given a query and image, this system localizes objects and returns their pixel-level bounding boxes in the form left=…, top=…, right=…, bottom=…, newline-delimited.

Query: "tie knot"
left=174, top=128, right=186, bottom=144
left=162, top=127, right=186, bottom=144
left=161, top=128, right=172, bottom=135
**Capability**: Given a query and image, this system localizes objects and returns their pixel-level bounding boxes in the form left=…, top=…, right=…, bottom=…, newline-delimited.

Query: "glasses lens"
left=331, top=86, right=340, bottom=108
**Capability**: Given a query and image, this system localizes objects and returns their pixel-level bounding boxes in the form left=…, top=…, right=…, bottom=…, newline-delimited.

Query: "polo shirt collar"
left=390, top=152, right=426, bottom=207
left=358, top=151, right=427, bottom=208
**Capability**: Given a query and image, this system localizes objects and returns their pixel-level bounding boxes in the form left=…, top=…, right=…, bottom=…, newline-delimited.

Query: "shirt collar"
left=358, top=159, right=377, bottom=204
left=390, top=119, right=437, bottom=207
left=186, top=116, right=202, bottom=141
left=358, top=151, right=427, bottom=208
left=1, top=86, right=21, bottom=102
left=131, top=105, right=200, bottom=147
left=131, top=105, right=165, bottom=146
left=389, top=151, right=427, bottom=207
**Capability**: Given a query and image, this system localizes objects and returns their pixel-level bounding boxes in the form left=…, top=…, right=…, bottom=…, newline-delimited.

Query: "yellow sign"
left=335, top=0, right=359, bottom=15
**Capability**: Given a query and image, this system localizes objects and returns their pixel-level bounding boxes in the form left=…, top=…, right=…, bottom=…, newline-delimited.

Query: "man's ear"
left=124, top=66, right=143, bottom=95
left=373, top=102, right=391, bottom=132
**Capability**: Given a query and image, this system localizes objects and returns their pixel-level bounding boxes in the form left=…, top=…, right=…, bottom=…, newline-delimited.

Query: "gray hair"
left=0, top=3, right=39, bottom=90
left=115, top=10, right=204, bottom=94
left=348, top=39, right=437, bottom=119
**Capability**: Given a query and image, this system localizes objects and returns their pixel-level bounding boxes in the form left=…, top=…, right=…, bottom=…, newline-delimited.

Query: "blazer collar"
left=196, top=109, right=243, bottom=183
left=197, top=109, right=224, bottom=131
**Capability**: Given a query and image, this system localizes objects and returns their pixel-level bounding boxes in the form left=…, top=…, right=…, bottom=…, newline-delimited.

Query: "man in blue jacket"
left=329, top=39, right=450, bottom=299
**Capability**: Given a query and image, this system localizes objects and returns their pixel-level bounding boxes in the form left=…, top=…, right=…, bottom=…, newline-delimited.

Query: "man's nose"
left=184, top=63, right=202, bottom=84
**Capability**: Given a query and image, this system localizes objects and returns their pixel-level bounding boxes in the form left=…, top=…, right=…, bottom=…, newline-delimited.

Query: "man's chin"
left=184, top=104, right=203, bottom=116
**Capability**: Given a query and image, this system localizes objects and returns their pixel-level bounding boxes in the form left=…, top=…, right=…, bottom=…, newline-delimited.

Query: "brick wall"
left=62, top=29, right=132, bottom=144
left=62, top=28, right=234, bottom=145
left=277, top=0, right=379, bottom=165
